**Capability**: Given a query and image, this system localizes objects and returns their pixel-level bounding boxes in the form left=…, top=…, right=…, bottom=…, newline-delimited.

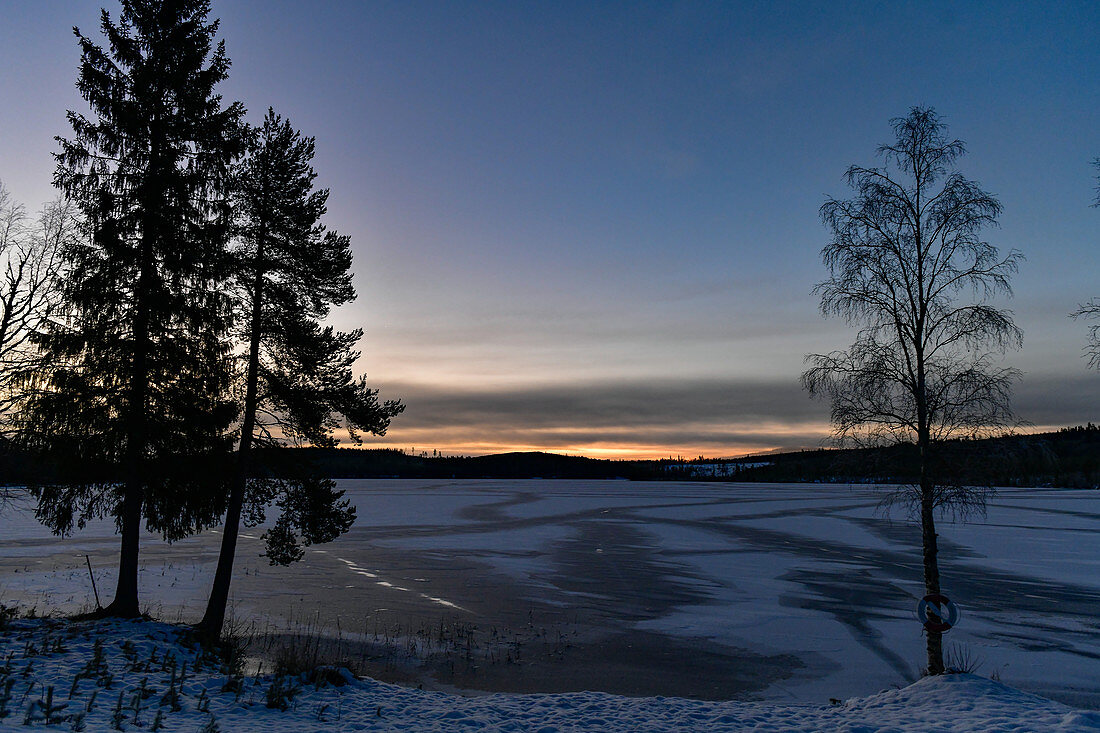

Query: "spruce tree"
left=24, top=0, right=245, bottom=616
left=198, top=110, right=403, bottom=634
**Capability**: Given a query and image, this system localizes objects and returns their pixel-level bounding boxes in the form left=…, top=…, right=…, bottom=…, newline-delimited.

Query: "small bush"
left=305, top=666, right=350, bottom=688
left=945, top=644, right=983, bottom=674
left=264, top=675, right=299, bottom=711
left=0, top=605, right=17, bottom=631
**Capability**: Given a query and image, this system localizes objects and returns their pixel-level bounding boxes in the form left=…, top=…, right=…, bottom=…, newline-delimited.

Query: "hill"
left=3, top=425, right=1099, bottom=487
left=713, top=424, right=1100, bottom=488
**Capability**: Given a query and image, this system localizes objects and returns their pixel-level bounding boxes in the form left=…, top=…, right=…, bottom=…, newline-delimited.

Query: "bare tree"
left=802, top=108, right=1023, bottom=675
left=0, top=183, right=76, bottom=508
left=1094, top=157, right=1100, bottom=208
left=0, top=181, right=76, bottom=433
left=1072, top=299, right=1100, bottom=370
left=1069, top=158, right=1100, bottom=369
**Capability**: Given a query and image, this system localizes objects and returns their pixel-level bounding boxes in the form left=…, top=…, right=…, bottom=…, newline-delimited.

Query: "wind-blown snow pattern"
left=4, top=481, right=1100, bottom=707
left=0, top=618, right=1096, bottom=732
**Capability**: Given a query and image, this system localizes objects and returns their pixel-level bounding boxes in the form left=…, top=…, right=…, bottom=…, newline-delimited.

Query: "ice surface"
left=2, top=480, right=1098, bottom=706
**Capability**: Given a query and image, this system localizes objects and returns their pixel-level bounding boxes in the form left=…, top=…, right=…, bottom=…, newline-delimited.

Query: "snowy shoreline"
left=1, top=616, right=1097, bottom=732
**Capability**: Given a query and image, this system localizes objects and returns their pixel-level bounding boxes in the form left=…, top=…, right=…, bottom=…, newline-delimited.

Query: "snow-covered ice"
left=2, top=480, right=1099, bottom=708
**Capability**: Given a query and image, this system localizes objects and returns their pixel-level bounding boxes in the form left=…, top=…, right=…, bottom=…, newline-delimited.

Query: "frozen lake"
left=1, top=480, right=1098, bottom=706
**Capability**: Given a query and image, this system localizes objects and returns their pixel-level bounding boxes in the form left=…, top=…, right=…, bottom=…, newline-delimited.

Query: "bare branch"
left=803, top=107, right=1021, bottom=506
left=1070, top=299, right=1100, bottom=370
left=0, top=182, right=78, bottom=433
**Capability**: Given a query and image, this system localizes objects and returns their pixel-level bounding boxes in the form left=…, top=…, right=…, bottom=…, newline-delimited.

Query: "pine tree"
left=198, top=110, right=402, bottom=634
left=23, top=0, right=245, bottom=616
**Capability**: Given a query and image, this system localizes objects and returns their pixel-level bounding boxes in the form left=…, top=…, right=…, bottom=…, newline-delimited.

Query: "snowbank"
left=0, top=617, right=1096, bottom=732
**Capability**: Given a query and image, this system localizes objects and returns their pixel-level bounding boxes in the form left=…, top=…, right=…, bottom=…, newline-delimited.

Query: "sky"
left=1, top=0, right=1098, bottom=458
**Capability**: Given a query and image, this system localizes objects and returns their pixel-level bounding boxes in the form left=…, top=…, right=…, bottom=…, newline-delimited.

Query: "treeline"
left=0, top=445, right=662, bottom=482
left=287, top=449, right=662, bottom=480
left=315, top=426, right=1097, bottom=486
left=701, top=425, right=1100, bottom=489
left=9, top=427, right=1098, bottom=487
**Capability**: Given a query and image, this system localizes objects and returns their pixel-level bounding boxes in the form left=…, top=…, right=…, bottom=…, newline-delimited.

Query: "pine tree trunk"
left=199, top=230, right=265, bottom=636
left=199, top=468, right=245, bottom=634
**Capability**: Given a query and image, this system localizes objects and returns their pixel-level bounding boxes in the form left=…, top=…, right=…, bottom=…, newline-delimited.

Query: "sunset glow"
left=2, top=2, right=1098, bottom=458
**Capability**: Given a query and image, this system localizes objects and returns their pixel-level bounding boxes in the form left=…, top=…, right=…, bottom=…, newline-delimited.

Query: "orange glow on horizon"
left=334, top=423, right=1069, bottom=462
left=345, top=438, right=817, bottom=461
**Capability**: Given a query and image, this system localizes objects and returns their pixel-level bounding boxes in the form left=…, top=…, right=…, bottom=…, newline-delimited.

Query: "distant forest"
left=6, top=424, right=1098, bottom=489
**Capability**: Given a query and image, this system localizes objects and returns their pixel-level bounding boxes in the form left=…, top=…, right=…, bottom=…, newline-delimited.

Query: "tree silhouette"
left=198, top=110, right=403, bottom=634
left=802, top=107, right=1023, bottom=674
left=23, top=0, right=245, bottom=617
left=1072, top=301, right=1100, bottom=369
left=0, top=183, right=77, bottom=434
left=1070, top=158, right=1100, bottom=369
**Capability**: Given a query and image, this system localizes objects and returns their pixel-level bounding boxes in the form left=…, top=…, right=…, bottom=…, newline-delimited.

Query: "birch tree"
left=802, top=107, right=1023, bottom=674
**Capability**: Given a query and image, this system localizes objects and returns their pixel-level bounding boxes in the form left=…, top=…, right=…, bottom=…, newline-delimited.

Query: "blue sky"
left=1, top=1, right=1098, bottom=456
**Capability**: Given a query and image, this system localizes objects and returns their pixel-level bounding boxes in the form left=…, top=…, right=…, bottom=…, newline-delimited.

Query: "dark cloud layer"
left=365, top=373, right=1100, bottom=457
left=385, top=378, right=826, bottom=429
left=1013, top=374, right=1100, bottom=427
left=364, top=377, right=827, bottom=455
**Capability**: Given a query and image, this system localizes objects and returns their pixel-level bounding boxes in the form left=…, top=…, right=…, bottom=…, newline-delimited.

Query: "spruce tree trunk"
left=108, top=373, right=146, bottom=617
left=110, top=341, right=147, bottom=618
left=199, top=232, right=265, bottom=636
left=106, top=218, right=155, bottom=618
left=108, top=487, right=143, bottom=617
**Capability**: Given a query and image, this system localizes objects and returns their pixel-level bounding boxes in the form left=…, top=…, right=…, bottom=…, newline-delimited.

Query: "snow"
left=679, top=462, right=775, bottom=478
left=0, top=617, right=1096, bottom=732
